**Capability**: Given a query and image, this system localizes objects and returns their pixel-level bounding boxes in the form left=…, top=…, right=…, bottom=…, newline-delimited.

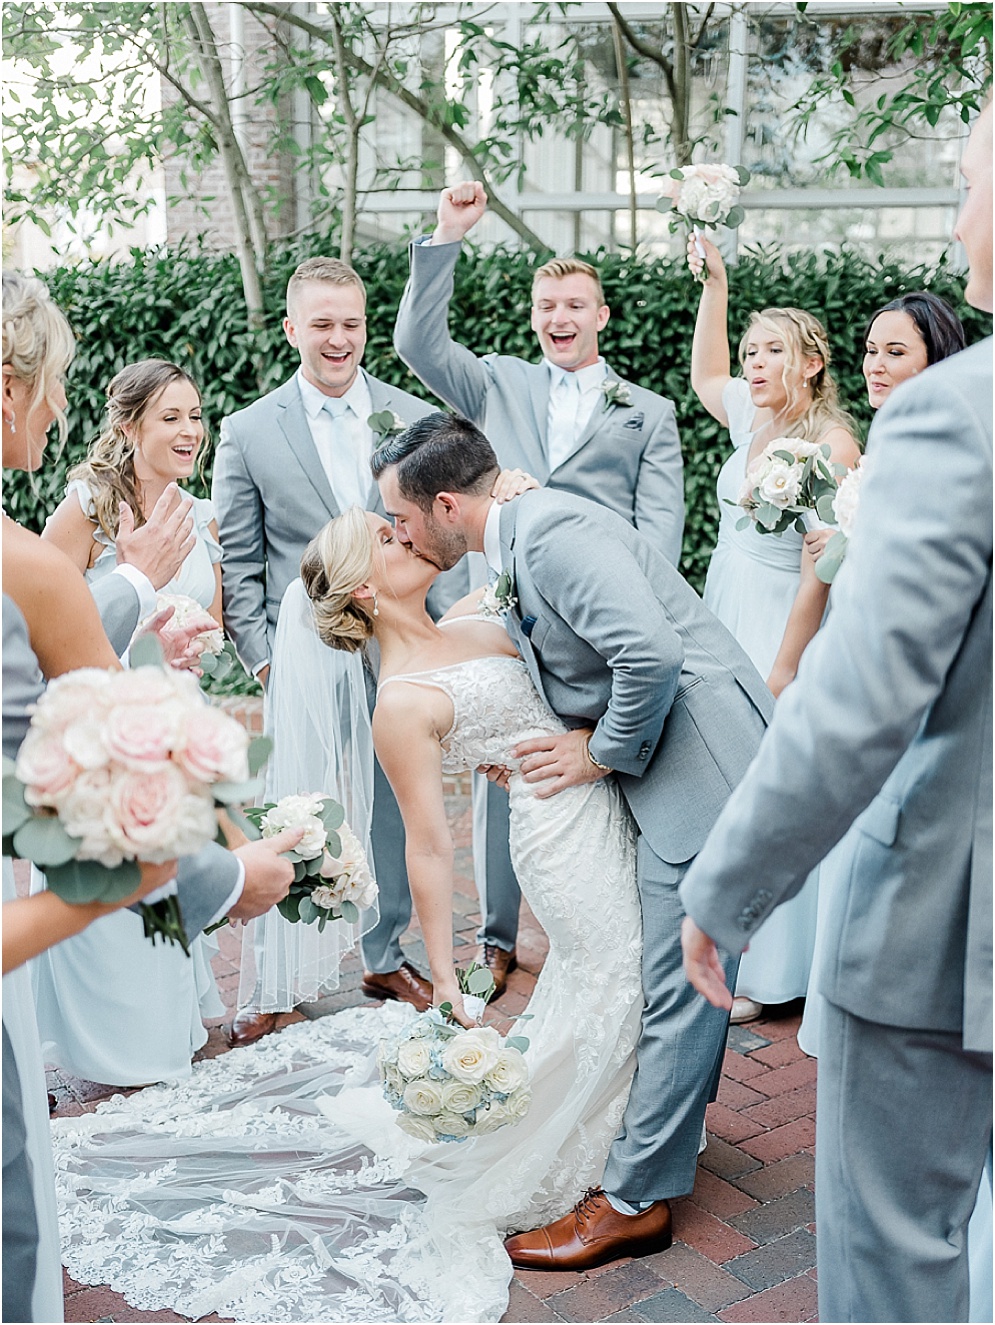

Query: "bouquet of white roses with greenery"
left=138, top=592, right=238, bottom=686
left=814, top=456, right=870, bottom=584
left=732, top=436, right=843, bottom=537
left=3, top=645, right=271, bottom=953
left=656, top=163, right=750, bottom=280
left=378, top=1005, right=531, bottom=1144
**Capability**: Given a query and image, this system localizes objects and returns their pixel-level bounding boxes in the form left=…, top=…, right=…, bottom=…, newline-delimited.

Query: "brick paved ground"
left=36, top=764, right=819, bottom=1325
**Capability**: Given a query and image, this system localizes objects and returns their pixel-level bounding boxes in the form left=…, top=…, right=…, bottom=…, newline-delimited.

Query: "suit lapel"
left=523, top=365, right=552, bottom=483
left=276, top=382, right=339, bottom=519
left=362, top=370, right=392, bottom=510
left=498, top=500, right=552, bottom=708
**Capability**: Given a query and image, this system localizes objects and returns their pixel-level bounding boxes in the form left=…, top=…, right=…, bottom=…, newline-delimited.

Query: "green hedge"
left=7, top=237, right=989, bottom=596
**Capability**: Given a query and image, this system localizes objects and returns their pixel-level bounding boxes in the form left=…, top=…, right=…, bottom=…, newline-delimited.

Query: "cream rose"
left=396, top=1113, right=437, bottom=1143
left=396, top=1038, right=433, bottom=1079
left=402, top=1079, right=445, bottom=1117
left=758, top=461, right=802, bottom=509
left=440, top=1080, right=483, bottom=1115
left=484, top=1048, right=529, bottom=1094
left=61, top=715, right=111, bottom=772
left=59, top=768, right=122, bottom=867
left=176, top=707, right=250, bottom=785
left=441, top=1027, right=502, bottom=1084
left=433, top=1111, right=473, bottom=1139
left=262, top=794, right=328, bottom=859
left=308, top=884, right=340, bottom=912
left=832, top=460, right=867, bottom=539
left=16, top=730, right=79, bottom=807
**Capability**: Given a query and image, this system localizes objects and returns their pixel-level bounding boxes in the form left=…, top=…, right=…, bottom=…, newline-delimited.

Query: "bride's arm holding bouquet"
left=373, top=683, right=475, bottom=1028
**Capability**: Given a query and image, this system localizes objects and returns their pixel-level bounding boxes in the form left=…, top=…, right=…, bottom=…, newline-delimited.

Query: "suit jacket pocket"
left=856, top=795, right=901, bottom=846
left=525, top=615, right=551, bottom=651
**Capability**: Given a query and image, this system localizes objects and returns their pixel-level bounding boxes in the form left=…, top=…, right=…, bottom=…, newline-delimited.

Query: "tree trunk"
left=611, top=14, right=638, bottom=250
left=329, top=8, right=359, bottom=265
left=183, top=2, right=266, bottom=331
left=670, top=3, right=692, bottom=166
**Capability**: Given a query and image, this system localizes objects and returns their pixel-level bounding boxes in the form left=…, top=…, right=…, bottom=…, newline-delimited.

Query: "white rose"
left=308, top=884, right=341, bottom=911
left=757, top=461, right=802, bottom=509
left=434, top=1111, right=473, bottom=1139
left=382, top=1062, right=405, bottom=1096
left=440, top=1080, right=483, bottom=1115
left=61, top=715, right=111, bottom=772
left=484, top=1048, right=529, bottom=1094
left=832, top=460, right=867, bottom=539
left=167, top=789, right=220, bottom=858
left=35, top=669, right=115, bottom=735
left=396, top=1113, right=438, bottom=1143
left=396, top=1038, right=433, bottom=1079
left=504, top=1087, right=532, bottom=1122
left=59, top=768, right=123, bottom=867
left=473, top=1099, right=511, bottom=1134
left=262, top=795, right=327, bottom=859
left=441, top=1027, right=502, bottom=1084
left=321, top=823, right=373, bottom=884
left=403, top=1079, right=445, bottom=1116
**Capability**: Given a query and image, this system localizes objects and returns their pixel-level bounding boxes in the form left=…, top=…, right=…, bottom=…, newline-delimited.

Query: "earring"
left=8, top=412, right=15, bottom=434
left=372, top=593, right=379, bottom=618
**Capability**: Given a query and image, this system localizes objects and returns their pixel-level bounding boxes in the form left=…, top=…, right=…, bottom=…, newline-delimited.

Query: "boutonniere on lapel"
left=368, top=410, right=406, bottom=445
left=600, top=379, right=633, bottom=411
left=479, top=570, right=518, bottom=618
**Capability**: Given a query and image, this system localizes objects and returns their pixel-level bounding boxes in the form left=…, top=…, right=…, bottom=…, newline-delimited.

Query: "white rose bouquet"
left=814, top=456, right=869, bottom=584
left=234, top=792, right=377, bottom=930
left=656, top=163, right=750, bottom=280
left=137, top=593, right=238, bottom=685
left=3, top=650, right=272, bottom=953
left=378, top=1008, right=531, bottom=1144
left=732, top=436, right=844, bottom=537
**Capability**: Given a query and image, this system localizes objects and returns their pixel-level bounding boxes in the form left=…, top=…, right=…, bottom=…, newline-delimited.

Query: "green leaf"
left=724, top=205, right=745, bottom=229
left=45, top=857, right=141, bottom=904
left=247, top=735, right=273, bottom=777
left=225, top=805, right=262, bottom=841
left=277, top=891, right=301, bottom=923
left=466, top=967, right=495, bottom=997
left=293, top=860, right=307, bottom=882
left=814, top=532, right=848, bottom=585
left=733, top=164, right=751, bottom=186
left=13, top=815, right=79, bottom=867
left=198, top=651, right=217, bottom=675
left=129, top=635, right=165, bottom=669
left=319, top=799, right=345, bottom=832
left=654, top=196, right=674, bottom=214
left=3, top=775, right=32, bottom=836
left=816, top=494, right=837, bottom=522
left=303, top=853, right=324, bottom=876
left=325, top=829, right=342, bottom=859
left=772, top=449, right=796, bottom=463
left=340, top=898, right=359, bottom=923
left=504, top=1035, right=530, bottom=1053
left=298, top=894, right=317, bottom=923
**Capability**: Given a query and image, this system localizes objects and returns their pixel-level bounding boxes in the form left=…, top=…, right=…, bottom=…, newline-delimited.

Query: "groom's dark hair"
left=371, top=411, right=500, bottom=512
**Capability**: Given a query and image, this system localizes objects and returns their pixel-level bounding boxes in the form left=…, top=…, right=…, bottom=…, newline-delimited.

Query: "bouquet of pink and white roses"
left=733, top=436, right=843, bottom=537
left=237, top=792, right=378, bottom=930
left=138, top=593, right=238, bottom=684
left=656, top=163, right=750, bottom=280
left=3, top=655, right=271, bottom=951
left=814, top=456, right=870, bottom=584
left=378, top=1007, right=531, bottom=1144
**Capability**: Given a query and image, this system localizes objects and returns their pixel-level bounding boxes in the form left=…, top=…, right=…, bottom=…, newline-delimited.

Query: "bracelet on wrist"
left=585, top=735, right=612, bottom=774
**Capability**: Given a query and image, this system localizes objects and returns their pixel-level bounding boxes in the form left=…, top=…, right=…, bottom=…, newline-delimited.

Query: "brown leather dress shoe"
left=504, top=1187, right=672, bottom=1271
left=226, top=1010, right=280, bottom=1047
left=361, top=962, right=432, bottom=1011
left=479, top=944, right=518, bottom=998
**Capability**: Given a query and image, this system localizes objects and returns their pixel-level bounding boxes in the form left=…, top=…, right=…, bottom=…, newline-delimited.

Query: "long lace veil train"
left=236, top=577, right=377, bottom=1012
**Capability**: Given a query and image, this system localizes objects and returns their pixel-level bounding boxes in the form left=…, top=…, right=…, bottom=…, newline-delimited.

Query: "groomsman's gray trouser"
left=602, top=840, right=739, bottom=1203
left=816, top=1001, right=992, bottom=1323
left=3, top=1028, right=38, bottom=1325
left=472, top=775, right=522, bottom=953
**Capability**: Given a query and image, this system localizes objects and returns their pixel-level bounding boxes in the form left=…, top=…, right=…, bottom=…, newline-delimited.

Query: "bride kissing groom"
left=372, top=410, right=773, bottom=1270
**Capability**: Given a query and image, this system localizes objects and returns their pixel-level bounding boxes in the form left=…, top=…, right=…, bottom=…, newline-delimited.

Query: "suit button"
left=638, top=741, right=651, bottom=758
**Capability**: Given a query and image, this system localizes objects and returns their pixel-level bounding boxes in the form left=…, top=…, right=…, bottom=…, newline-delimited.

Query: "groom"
left=373, top=413, right=773, bottom=1270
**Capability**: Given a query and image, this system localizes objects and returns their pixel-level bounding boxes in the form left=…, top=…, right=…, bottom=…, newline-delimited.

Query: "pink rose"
left=104, top=703, right=183, bottom=771
left=15, top=729, right=80, bottom=808
left=32, top=670, right=115, bottom=735
left=107, top=764, right=199, bottom=861
left=175, top=707, right=250, bottom=785
left=112, top=668, right=185, bottom=708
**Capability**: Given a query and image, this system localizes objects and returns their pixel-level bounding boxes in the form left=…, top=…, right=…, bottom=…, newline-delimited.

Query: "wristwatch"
left=585, top=735, right=612, bottom=774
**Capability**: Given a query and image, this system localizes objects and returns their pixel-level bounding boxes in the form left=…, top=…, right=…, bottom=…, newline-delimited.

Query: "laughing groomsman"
left=214, top=257, right=461, bottom=1046
left=681, top=102, right=993, bottom=1323
left=394, top=182, right=685, bottom=990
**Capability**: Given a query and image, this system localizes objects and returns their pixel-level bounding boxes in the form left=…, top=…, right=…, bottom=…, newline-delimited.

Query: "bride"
left=51, top=506, right=644, bottom=1323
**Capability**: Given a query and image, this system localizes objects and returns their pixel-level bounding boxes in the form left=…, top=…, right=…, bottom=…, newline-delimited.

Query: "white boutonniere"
left=601, top=379, right=633, bottom=411
left=479, top=570, right=517, bottom=617
left=368, top=410, right=406, bottom=444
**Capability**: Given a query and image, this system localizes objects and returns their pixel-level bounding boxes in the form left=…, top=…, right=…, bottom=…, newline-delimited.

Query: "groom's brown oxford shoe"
left=504, top=1188, right=672, bottom=1271
left=361, top=962, right=432, bottom=1011
left=226, top=1010, right=280, bottom=1047
left=479, top=944, right=518, bottom=997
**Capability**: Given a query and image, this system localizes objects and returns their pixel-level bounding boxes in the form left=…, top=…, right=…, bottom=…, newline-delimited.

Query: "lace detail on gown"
left=51, top=654, right=642, bottom=1323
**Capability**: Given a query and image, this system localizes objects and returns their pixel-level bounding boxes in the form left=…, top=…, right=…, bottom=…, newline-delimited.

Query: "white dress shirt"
left=544, top=358, right=608, bottom=472
left=297, top=368, right=374, bottom=515
left=483, top=500, right=504, bottom=579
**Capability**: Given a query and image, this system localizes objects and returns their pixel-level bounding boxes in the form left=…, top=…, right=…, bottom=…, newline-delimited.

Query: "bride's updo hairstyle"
left=2, top=271, right=75, bottom=451
left=301, top=507, right=378, bottom=653
left=738, top=307, right=856, bottom=443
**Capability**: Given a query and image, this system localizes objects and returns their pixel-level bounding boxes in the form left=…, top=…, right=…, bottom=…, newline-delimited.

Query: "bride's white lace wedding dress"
left=51, top=650, right=643, bottom=1323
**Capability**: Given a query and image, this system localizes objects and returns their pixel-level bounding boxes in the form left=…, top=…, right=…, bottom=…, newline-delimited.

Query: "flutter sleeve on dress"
left=721, top=378, right=756, bottom=446
left=190, top=496, right=224, bottom=566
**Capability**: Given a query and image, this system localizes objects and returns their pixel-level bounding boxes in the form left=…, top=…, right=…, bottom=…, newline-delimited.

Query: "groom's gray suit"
left=496, top=490, right=771, bottom=1200
left=396, top=238, right=686, bottom=956
left=681, top=340, right=993, bottom=1322
left=213, top=368, right=461, bottom=974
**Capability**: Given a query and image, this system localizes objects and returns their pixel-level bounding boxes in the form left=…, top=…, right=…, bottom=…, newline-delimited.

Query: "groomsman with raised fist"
left=394, top=182, right=685, bottom=990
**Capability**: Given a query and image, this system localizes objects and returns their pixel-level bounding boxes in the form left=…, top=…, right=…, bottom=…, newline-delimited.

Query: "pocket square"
left=521, top=615, right=537, bottom=637
left=622, top=413, right=644, bottom=430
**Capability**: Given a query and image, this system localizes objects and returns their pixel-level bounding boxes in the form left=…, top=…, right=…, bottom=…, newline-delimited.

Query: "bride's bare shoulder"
left=3, top=518, right=72, bottom=596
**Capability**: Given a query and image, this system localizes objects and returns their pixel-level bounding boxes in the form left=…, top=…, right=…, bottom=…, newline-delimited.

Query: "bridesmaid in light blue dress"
left=31, top=359, right=225, bottom=1086
left=688, top=233, right=860, bottom=1022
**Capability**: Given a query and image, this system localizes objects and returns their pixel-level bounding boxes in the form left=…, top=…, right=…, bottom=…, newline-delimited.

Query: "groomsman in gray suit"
left=681, top=103, right=993, bottom=1323
left=373, top=414, right=771, bottom=1269
left=394, top=181, right=685, bottom=991
left=214, top=257, right=456, bottom=1045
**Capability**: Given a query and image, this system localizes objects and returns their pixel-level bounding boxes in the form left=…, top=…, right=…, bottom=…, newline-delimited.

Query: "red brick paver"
left=34, top=775, right=821, bottom=1323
